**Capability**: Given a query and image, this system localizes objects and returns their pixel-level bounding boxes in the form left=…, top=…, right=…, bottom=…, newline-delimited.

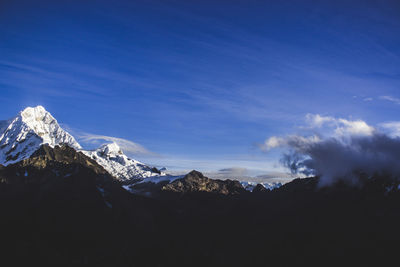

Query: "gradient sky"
left=1, top=0, right=400, bottom=178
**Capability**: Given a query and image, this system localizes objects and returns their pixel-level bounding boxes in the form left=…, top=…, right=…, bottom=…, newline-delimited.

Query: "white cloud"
left=261, top=136, right=285, bottom=151
left=380, top=122, right=400, bottom=137
left=261, top=135, right=320, bottom=151
left=306, top=114, right=335, bottom=128
left=262, top=115, right=375, bottom=155
left=307, top=114, right=375, bottom=137
left=380, top=95, right=400, bottom=105
left=335, top=119, right=375, bottom=136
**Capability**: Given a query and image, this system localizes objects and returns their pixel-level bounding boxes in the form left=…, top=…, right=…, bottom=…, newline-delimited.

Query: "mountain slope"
left=0, top=143, right=117, bottom=209
left=0, top=106, right=81, bottom=166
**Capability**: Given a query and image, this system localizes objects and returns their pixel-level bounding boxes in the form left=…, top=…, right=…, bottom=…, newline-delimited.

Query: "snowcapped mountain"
left=0, top=106, right=81, bottom=166
left=82, top=142, right=165, bottom=182
left=0, top=106, right=164, bottom=181
left=240, top=181, right=282, bottom=192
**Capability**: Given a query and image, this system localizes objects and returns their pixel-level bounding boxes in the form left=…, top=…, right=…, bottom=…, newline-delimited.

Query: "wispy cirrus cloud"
left=380, top=95, right=400, bottom=105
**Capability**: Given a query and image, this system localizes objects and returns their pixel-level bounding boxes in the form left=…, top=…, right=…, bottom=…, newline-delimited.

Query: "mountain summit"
left=0, top=106, right=81, bottom=166
left=83, top=142, right=164, bottom=181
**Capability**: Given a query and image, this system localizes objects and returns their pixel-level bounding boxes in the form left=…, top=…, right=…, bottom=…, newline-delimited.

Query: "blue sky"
left=1, top=0, right=400, bottom=178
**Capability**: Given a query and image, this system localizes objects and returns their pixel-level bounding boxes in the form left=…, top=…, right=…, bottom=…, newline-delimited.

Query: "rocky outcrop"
left=161, top=170, right=246, bottom=195
left=252, top=183, right=268, bottom=193
left=0, top=144, right=108, bottom=183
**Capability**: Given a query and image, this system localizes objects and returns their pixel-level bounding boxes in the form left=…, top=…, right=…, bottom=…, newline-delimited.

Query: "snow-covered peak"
left=97, top=142, right=123, bottom=157
left=19, top=106, right=81, bottom=149
left=240, top=181, right=282, bottom=192
left=0, top=106, right=81, bottom=166
left=82, top=142, right=164, bottom=181
left=20, top=105, right=46, bottom=119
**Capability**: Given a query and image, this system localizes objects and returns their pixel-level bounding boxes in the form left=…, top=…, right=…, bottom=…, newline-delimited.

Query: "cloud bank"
left=262, top=114, right=400, bottom=186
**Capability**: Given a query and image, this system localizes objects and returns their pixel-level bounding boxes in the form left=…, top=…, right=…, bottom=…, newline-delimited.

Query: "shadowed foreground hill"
left=1, top=146, right=400, bottom=266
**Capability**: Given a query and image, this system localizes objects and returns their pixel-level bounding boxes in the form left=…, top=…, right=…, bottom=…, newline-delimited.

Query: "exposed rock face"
left=162, top=170, right=246, bottom=195
left=0, top=144, right=115, bottom=208
left=0, top=144, right=107, bottom=182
